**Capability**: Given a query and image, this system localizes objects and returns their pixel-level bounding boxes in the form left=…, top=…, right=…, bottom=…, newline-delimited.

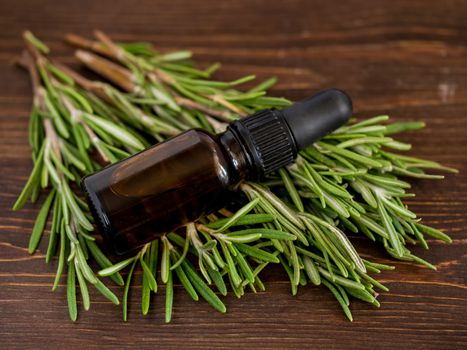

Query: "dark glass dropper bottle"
left=83, top=89, right=352, bottom=254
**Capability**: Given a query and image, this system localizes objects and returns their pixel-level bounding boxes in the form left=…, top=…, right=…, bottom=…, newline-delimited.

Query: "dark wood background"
left=0, top=0, right=466, bottom=349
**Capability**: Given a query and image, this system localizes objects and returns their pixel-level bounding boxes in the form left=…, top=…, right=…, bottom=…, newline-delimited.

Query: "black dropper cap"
left=227, top=89, right=352, bottom=179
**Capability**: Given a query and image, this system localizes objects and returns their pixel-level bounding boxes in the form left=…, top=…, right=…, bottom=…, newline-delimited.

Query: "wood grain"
left=0, top=0, right=466, bottom=349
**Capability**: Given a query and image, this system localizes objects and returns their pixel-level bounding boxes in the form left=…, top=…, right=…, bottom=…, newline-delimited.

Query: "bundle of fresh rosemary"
left=14, top=31, right=456, bottom=322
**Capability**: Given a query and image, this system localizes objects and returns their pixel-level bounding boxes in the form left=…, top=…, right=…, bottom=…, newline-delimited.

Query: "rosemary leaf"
left=28, top=189, right=55, bottom=253
left=67, top=261, right=77, bottom=321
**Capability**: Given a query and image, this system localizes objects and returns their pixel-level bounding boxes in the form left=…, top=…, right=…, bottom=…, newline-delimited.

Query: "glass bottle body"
left=83, top=129, right=248, bottom=254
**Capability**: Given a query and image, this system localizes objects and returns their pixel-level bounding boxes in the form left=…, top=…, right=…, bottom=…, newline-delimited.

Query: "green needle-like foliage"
left=14, top=31, right=457, bottom=322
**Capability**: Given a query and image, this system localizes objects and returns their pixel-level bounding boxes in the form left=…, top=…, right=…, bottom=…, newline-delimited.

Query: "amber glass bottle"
left=83, top=89, right=352, bottom=254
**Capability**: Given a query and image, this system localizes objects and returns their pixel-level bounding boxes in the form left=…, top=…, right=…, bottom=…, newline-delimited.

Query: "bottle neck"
left=218, top=129, right=252, bottom=188
left=225, top=110, right=298, bottom=179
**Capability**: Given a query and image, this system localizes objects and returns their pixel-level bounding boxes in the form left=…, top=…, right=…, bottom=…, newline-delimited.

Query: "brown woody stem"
left=19, top=51, right=41, bottom=97
left=75, top=49, right=139, bottom=93
left=52, top=61, right=111, bottom=101
left=175, top=96, right=233, bottom=122
left=65, top=33, right=114, bottom=58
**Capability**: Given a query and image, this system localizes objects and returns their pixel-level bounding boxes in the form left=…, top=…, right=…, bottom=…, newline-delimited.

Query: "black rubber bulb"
left=282, top=88, right=352, bottom=149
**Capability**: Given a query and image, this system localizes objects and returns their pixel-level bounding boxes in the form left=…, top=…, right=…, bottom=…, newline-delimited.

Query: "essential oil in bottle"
left=82, top=89, right=352, bottom=254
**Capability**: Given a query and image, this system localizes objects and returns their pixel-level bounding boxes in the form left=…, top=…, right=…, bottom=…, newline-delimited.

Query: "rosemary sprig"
left=14, top=31, right=456, bottom=323
left=14, top=33, right=136, bottom=320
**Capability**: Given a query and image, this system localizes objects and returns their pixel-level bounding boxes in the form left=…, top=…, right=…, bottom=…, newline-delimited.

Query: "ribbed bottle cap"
left=228, top=89, right=352, bottom=178
left=229, top=109, right=297, bottom=178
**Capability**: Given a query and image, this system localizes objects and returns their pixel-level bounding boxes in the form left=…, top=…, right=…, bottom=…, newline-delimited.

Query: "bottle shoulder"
left=176, top=129, right=234, bottom=186
left=184, top=129, right=249, bottom=188
left=189, top=128, right=219, bottom=143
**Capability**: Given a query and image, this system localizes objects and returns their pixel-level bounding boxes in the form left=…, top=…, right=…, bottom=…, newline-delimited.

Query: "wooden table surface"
left=1, top=0, right=466, bottom=349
